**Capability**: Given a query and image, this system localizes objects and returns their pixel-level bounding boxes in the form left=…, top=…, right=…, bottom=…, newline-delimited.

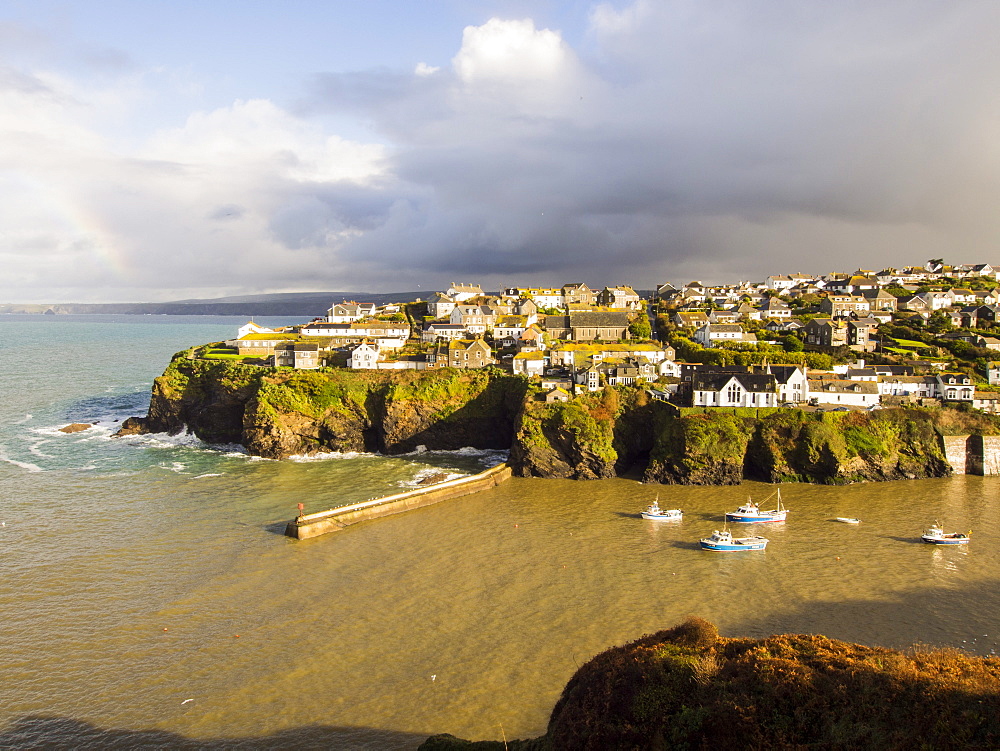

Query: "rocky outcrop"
left=119, top=355, right=529, bottom=459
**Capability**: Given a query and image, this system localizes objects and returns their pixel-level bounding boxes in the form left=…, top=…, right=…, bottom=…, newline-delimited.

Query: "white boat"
left=921, top=523, right=970, bottom=545
left=640, top=499, right=682, bottom=521
left=725, top=489, right=788, bottom=523
left=835, top=517, right=861, bottom=524
left=699, top=528, right=768, bottom=551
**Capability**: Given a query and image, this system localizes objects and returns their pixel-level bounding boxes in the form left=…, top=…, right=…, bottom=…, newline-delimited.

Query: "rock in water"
left=58, top=423, right=93, bottom=433
left=112, top=417, right=149, bottom=437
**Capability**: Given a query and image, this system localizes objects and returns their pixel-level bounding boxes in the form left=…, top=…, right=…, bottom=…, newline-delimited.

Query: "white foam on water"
left=289, top=450, right=376, bottom=462
left=194, top=473, right=224, bottom=479
left=397, top=467, right=467, bottom=488
left=0, top=448, right=43, bottom=473
left=13, top=414, right=32, bottom=425
left=27, top=440, right=55, bottom=459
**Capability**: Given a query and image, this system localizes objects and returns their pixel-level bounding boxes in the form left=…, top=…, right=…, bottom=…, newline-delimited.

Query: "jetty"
left=285, top=462, right=512, bottom=539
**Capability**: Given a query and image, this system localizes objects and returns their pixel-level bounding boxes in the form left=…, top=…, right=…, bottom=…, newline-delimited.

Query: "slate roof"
left=692, top=372, right=777, bottom=393
left=568, top=311, right=629, bottom=327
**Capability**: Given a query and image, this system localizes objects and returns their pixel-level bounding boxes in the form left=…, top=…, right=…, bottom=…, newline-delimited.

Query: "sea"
left=2, top=315, right=1000, bottom=749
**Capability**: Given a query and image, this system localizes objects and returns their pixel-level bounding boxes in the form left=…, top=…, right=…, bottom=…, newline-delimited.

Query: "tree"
left=629, top=317, right=652, bottom=339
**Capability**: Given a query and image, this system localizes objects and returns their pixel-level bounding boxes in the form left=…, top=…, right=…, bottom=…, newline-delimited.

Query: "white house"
left=691, top=372, right=779, bottom=408
left=348, top=342, right=380, bottom=369
left=237, top=321, right=275, bottom=338
left=936, top=373, right=974, bottom=402
left=327, top=302, right=376, bottom=323
left=808, top=379, right=880, bottom=407
left=693, top=323, right=756, bottom=346
left=767, top=365, right=809, bottom=404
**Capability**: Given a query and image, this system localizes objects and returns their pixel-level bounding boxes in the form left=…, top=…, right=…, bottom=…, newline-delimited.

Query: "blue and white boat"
left=640, top=499, right=682, bottom=521
left=921, top=523, right=970, bottom=545
left=699, top=528, right=768, bottom=551
left=725, top=489, right=788, bottom=523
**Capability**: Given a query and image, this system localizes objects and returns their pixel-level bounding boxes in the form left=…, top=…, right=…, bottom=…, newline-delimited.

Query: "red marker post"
left=297, top=502, right=305, bottom=520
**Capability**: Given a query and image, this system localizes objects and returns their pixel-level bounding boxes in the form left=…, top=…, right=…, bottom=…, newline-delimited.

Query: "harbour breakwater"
left=286, top=463, right=512, bottom=539
left=117, top=354, right=1000, bottom=484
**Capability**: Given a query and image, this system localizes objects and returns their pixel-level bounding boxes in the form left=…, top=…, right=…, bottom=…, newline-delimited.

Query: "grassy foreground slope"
left=422, top=618, right=1000, bottom=750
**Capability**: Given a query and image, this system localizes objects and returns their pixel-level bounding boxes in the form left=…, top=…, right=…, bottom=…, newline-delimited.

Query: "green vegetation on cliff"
left=133, top=355, right=1000, bottom=482
left=422, top=618, right=1000, bottom=750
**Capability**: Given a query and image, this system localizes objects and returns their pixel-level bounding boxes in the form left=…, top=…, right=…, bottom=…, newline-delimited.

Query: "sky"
left=2, top=0, right=1000, bottom=303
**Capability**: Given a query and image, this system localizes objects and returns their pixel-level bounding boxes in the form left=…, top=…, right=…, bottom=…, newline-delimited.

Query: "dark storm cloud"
left=292, top=2, right=1000, bottom=287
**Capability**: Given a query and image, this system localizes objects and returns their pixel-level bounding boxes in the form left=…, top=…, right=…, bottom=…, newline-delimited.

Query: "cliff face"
left=643, top=407, right=954, bottom=485
left=124, top=355, right=529, bottom=458
left=122, top=355, right=992, bottom=482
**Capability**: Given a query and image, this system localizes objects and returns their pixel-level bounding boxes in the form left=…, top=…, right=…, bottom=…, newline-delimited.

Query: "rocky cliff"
left=118, top=353, right=528, bottom=458
left=119, top=354, right=999, bottom=482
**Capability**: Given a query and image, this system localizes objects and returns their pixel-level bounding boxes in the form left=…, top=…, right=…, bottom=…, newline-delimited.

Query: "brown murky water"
left=4, top=468, right=1000, bottom=749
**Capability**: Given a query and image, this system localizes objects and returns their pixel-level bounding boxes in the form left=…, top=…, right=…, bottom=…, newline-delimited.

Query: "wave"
left=194, top=473, right=224, bottom=479
left=289, top=450, right=378, bottom=462
left=27, top=440, right=55, bottom=459
left=0, top=448, right=43, bottom=473
left=396, top=467, right=467, bottom=488
left=13, top=414, right=32, bottom=425
left=402, top=446, right=509, bottom=467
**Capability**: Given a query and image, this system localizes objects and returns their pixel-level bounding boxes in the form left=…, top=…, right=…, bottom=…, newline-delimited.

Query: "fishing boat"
left=640, top=499, right=682, bottom=521
left=699, top=528, right=768, bottom=551
left=725, top=489, right=788, bottom=523
left=835, top=517, right=861, bottom=524
left=921, top=523, right=970, bottom=545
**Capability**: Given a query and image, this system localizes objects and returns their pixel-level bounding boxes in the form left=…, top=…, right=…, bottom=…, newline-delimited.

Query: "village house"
left=803, top=318, right=848, bottom=348
left=878, top=375, right=938, bottom=399
left=501, top=286, right=564, bottom=309
left=562, top=283, right=597, bottom=305
left=449, top=304, right=500, bottom=333
left=973, top=392, right=1000, bottom=414
left=936, top=372, right=974, bottom=402
left=673, top=311, right=710, bottom=329
left=446, top=283, right=485, bottom=302
left=237, top=320, right=276, bottom=337
left=512, top=351, right=546, bottom=376
left=429, top=338, right=495, bottom=369
left=758, top=297, right=792, bottom=319
left=348, top=341, right=380, bottom=369
left=859, top=288, right=898, bottom=312
left=567, top=311, right=630, bottom=341
left=326, top=302, right=376, bottom=323
left=274, top=341, right=321, bottom=369
left=421, top=322, right=467, bottom=342
left=597, top=286, right=642, bottom=310
left=808, top=379, right=880, bottom=408
left=819, top=295, right=871, bottom=317
left=690, top=372, right=779, bottom=408
left=766, top=364, right=810, bottom=404
left=426, top=292, right=457, bottom=318
left=693, top=323, right=757, bottom=346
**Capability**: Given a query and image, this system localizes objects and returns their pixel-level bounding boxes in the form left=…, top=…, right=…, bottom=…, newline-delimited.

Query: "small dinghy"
left=921, top=523, right=970, bottom=545
left=835, top=517, right=861, bottom=524
left=640, top=499, right=682, bottom=521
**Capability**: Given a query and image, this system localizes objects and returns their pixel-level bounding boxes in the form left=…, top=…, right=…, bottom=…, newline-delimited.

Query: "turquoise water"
left=2, top=315, right=1000, bottom=749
